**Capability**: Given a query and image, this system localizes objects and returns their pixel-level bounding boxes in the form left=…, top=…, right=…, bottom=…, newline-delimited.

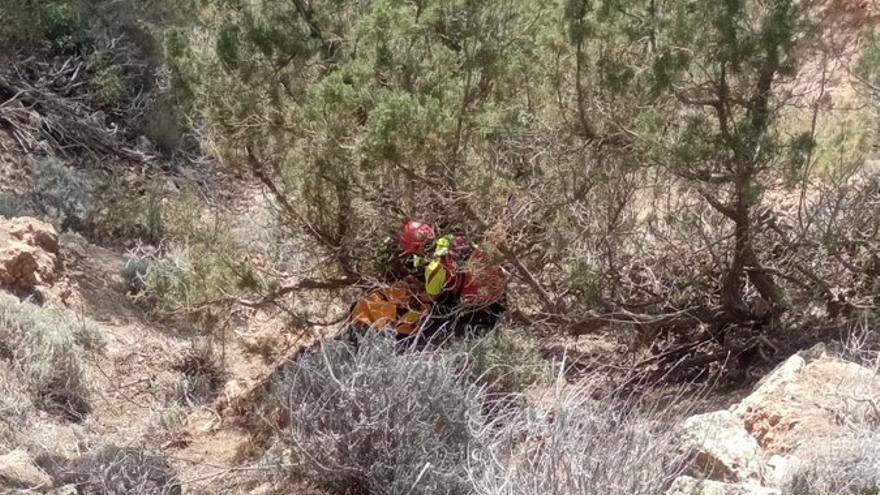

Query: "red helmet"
left=399, top=220, right=435, bottom=256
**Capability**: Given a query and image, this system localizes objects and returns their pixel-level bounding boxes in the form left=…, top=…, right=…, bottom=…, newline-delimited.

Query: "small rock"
left=764, top=454, right=801, bottom=488
left=666, top=476, right=780, bottom=495
left=0, top=450, right=53, bottom=489
left=680, top=410, right=764, bottom=483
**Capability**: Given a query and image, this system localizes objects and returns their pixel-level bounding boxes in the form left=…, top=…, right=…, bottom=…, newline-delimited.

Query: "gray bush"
left=30, top=156, right=101, bottom=230
left=122, top=243, right=160, bottom=294
left=271, top=332, right=484, bottom=495
left=57, top=445, right=181, bottom=495
left=0, top=192, right=28, bottom=218
left=0, top=293, right=99, bottom=420
left=0, top=362, right=33, bottom=453
left=784, top=432, right=880, bottom=495
left=469, top=382, right=690, bottom=495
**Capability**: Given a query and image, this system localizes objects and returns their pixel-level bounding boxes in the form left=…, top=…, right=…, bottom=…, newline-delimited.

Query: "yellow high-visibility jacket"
left=416, top=234, right=453, bottom=298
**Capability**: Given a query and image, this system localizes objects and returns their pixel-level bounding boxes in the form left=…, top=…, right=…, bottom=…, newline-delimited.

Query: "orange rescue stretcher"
left=349, top=281, right=433, bottom=336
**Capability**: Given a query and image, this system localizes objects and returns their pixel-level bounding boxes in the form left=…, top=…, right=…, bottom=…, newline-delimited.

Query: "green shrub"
left=454, top=329, right=552, bottom=395
left=124, top=241, right=255, bottom=312
left=0, top=0, right=83, bottom=47
left=0, top=293, right=100, bottom=420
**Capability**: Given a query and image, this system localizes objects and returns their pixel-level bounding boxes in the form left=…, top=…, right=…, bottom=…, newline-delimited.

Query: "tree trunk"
left=721, top=177, right=785, bottom=319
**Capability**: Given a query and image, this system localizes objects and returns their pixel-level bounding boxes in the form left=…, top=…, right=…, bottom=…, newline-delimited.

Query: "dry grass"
left=784, top=431, right=880, bottom=495
left=469, top=379, right=692, bottom=495
left=785, top=324, right=880, bottom=495
left=0, top=362, right=33, bottom=453
left=0, top=293, right=100, bottom=421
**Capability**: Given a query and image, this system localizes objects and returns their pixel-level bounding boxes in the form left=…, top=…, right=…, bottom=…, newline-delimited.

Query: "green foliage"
left=857, top=24, right=880, bottom=92
left=0, top=0, right=84, bottom=47
left=455, top=329, right=552, bottom=394
left=1, top=0, right=195, bottom=155
left=569, top=259, right=603, bottom=308
left=26, top=159, right=207, bottom=244
left=125, top=242, right=252, bottom=312
left=115, top=184, right=263, bottom=314
left=163, top=0, right=850, bottom=323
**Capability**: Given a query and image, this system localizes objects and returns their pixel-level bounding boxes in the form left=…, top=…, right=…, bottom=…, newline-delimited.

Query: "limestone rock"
left=666, top=476, right=780, bottom=495
left=733, top=355, right=805, bottom=420
left=763, top=454, right=802, bottom=488
left=0, top=450, right=53, bottom=490
left=732, top=353, right=880, bottom=454
left=680, top=410, right=764, bottom=483
left=0, top=242, right=41, bottom=289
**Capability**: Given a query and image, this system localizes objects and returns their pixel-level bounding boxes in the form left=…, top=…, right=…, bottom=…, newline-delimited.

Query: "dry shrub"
left=785, top=432, right=880, bottom=495
left=268, top=331, right=696, bottom=495
left=0, top=362, right=33, bottom=453
left=170, top=338, right=226, bottom=407
left=270, top=332, right=484, bottom=495
left=56, top=445, right=181, bottom=495
left=469, top=380, right=691, bottom=495
left=785, top=330, right=880, bottom=495
left=0, top=293, right=99, bottom=421
left=454, top=328, right=553, bottom=395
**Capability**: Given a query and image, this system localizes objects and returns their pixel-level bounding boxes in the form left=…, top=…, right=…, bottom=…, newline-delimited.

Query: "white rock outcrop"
left=666, top=476, right=780, bottom=495
left=679, top=411, right=764, bottom=483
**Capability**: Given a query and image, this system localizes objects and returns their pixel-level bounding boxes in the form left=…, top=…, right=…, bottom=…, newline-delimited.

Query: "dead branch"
left=0, top=61, right=149, bottom=162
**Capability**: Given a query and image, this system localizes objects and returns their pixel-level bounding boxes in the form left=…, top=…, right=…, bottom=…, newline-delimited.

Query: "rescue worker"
left=398, top=220, right=507, bottom=331
left=398, top=220, right=463, bottom=304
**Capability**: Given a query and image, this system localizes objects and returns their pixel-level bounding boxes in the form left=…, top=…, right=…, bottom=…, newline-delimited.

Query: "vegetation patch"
left=453, top=328, right=553, bottom=395
left=169, top=338, right=226, bottom=407
left=54, top=445, right=181, bottom=495
left=270, top=332, right=483, bottom=495
left=0, top=293, right=99, bottom=421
